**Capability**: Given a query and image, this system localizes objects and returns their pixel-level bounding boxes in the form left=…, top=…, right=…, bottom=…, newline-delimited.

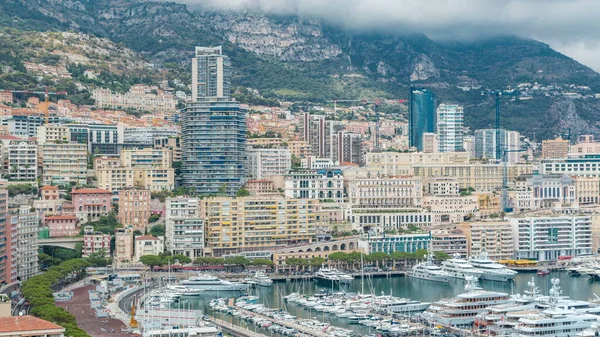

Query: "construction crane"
left=481, top=90, right=519, bottom=160
left=10, top=88, right=67, bottom=124
left=129, top=298, right=138, bottom=328
left=502, top=146, right=527, bottom=212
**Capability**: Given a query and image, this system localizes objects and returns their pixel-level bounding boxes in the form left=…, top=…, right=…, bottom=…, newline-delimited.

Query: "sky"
left=174, top=0, right=600, bottom=72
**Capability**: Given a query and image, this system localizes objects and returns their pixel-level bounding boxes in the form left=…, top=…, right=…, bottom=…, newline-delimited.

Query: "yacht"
left=469, top=252, right=518, bottom=282
left=243, top=271, right=273, bottom=287
left=166, top=284, right=204, bottom=296
left=514, top=279, right=600, bottom=337
left=180, top=274, right=249, bottom=292
left=441, top=253, right=484, bottom=280
left=313, top=267, right=353, bottom=285
left=422, top=276, right=511, bottom=327
left=409, top=254, right=451, bottom=283
left=387, top=299, right=432, bottom=313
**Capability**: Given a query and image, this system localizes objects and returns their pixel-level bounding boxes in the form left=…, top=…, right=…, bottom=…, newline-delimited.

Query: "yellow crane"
left=129, top=300, right=138, bottom=328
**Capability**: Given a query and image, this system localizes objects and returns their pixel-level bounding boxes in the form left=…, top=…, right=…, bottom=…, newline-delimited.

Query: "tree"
left=140, top=254, right=164, bottom=268
left=251, top=258, right=274, bottom=266
left=366, top=252, right=390, bottom=268
left=236, top=188, right=250, bottom=197
left=148, top=214, right=160, bottom=223
left=163, top=254, right=192, bottom=265
left=150, top=224, right=165, bottom=237
left=133, top=229, right=143, bottom=236
left=433, top=251, right=452, bottom=261
left=86, top=250, right=111, bottom=267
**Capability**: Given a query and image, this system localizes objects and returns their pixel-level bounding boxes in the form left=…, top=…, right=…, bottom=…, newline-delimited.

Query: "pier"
left=208, top=317, right=265, bottom=337
left=270, top=270, right=405, bottom=281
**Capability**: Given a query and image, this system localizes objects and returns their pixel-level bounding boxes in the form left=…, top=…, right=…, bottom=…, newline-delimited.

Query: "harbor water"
left=180, top=271, right=600, bottom=335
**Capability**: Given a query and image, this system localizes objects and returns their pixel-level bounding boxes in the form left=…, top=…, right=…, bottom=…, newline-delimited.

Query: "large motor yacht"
left=441, top=253, right=484, bottom=280
left=469, top=252, right=518, bottom=282
left=180, top=274, right=249, bottom=292
left=409, top=254, right=451, bottom=283
left=314, top=267, right=353, bottom=285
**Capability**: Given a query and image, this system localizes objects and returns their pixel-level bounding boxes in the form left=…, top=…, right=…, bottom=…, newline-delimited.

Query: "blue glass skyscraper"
left=409, top=87, right=436, bottom=151
left=181, top=47, right=246, bottom=195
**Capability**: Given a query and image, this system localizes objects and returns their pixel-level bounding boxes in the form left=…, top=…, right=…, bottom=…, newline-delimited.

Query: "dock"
left=270, top=270, right=405, bottom=281
left=208, top=317, right=265, bottom=337
left=223, top=306, right=329, bottom=337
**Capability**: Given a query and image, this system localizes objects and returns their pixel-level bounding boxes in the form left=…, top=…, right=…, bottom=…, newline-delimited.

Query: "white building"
left=169, top=218, right=204, bottom=259
left=540, top=155, right=600, bottom=177
left=509, top=215, right=593, bottom=261
left=4, top=138, right=37, bottom=181
left=123, top=127, right=178, bottom=145
left=14, top=205, right=39, bottom=281
left=474, top=129, right=521, bottom=163
left=134, top=235, right=165, bottom=262
left=36, top=125, right=71, bottom=145
left=346, top=176, right=423, bottom=209
left=436, top=104, right=464, bottom=152
left=514, top=174, right=576, bottom=211
left=247, top=147, right=291, bottom=180
left=284, top=169, right=344, bottom=202
left=423, top=195, right=478, bottom=226
left=301, top=156, right=334, bottom=170
left=165, top=197, right=201, bottom=256
left=425, top=177, right=460, bottom=196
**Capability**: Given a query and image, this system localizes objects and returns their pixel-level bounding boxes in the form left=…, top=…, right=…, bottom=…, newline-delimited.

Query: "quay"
left=271, top=270, right=405, bottom=281
left=208, top=317, right=265, bottom=337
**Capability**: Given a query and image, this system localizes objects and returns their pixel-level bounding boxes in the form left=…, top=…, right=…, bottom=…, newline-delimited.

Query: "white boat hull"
left=389, top=302, right=431, bottom=313
left=479, top=271, right=516, bottom=282
left=409, top=271, right=450, bottom=283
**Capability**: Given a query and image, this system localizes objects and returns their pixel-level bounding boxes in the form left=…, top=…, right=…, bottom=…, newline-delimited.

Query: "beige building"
left=95, top=148, right=174, bottom=192
left=425, top=177, right=460, bottom=196
left=36, top=125, right=71, bottom=145
left=423, top=195, right=478, bottom=226
left=366, top=151, right=471, bottom=176
left=459, top=221, right=514, bottom=260
left=570, top=135, right=600, bottom=154
left=92, top=85, right=176, bottom=112
left=422, top=132, right=439, bottom=153
left=134, top=235, right=165, bottom=262
left=346, top=176, right=423, bottom=209
left=41, top=143, right=87, bottom=186
left=573, top=176, right=600, bottom=205
left=542, top=137, right=569, bottom=159
left=154, top=136, right=182, bottom=162
left=199, top=196, right=318, bottom=257
left=118, top=189, right=152, bottom=229
left=474, top=192, right=502, bottom=216
left=245, top=180, right=280, bottom=196
left=287, top=140, right=312, bottom=158
left=114, top=227, right=134, bottom=265
left=430, top=230, right=468, bottom=257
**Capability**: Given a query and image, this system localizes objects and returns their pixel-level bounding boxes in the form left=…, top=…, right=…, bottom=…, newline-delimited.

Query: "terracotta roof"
left=0, top=316, right=64, bottom=333
left=46, top=215, right=77, bottom=220
left=40, top=185, right=59, bottom=190
left=72, top=188, right=112, bottom=194
left=0, top=135, right=21, bottom=140
left=135, top=235, right=159, bottom=241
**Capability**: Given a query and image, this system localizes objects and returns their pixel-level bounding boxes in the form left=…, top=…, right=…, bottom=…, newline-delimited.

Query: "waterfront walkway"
left=225, top=306, right=329, bottom=337
left=208, top=318, right=265, bottom=337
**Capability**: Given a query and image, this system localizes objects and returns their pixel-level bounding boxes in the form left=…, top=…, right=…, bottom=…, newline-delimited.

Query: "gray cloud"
left=174, top=0, right=600, bottom=71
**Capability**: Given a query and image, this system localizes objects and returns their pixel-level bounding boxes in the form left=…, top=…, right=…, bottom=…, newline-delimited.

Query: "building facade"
left=509, top=215, right=593, bottom=261
left=409, top=87, right=436, bottom=151
left=134, top=235, right=164, bottom=262
left=474, top=129, right=521, bottom=163
left=6, top=139, right=37, bottom=181
left=71, top=188, right=112, bottom=224
left=436, top=104, right=464, bottom=153
left=114, top=227, right=134, bottom=264
left=45, top=215, right=78, bottom=237
left=284, top=169, right=344, bottom=202
left=165, top=197, right=200, bottom=254
left=247, top=147, right=291, bottom=180
left=92, top=85, right=176, bottom=112
left=41, top=143, right=87, bottom=186
left=365, top=233, right=430, bottom=254
left=118, top=189, right=151, bottom=229
left=459, top=221, right=514, bottom=260
left=542, top=137, right=569, bottom=159
left=15, top=206, right=38, bottom=281
left=83, top=226, right=111, bottom=257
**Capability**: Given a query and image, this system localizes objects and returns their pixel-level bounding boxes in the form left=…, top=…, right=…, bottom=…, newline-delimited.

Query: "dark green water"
left=180, top=271, right=600, bottom=335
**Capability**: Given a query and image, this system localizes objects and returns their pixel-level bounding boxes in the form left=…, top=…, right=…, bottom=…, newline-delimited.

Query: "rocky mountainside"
left=3, top=0, right=600, bottom=139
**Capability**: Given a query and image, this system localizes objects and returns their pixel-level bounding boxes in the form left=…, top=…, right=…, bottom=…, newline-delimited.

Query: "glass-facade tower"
left=409, top=87, right=436, bottom=151
left=182, top=46, right=246, bottom=195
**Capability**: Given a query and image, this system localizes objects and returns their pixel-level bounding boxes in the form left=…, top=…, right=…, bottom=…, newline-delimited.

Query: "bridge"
left=39, top=237, right=83, bottom=249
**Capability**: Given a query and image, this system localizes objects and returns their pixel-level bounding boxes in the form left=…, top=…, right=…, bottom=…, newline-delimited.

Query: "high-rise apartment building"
left=542, top=137, right=569, bottom=159
left=436, top=104, right=464, bottom=152
left=474, top=129, right=521, bottom=163
left=409, top=87, right=436, bottom=151
left=41, top=143, right=87, bottom=186
left=247, top=147, right=291, bottom=180
left=191, top=46, right=231, bottom=101
left=14, top=205, right=39, bottom=281
left=165, top=197, right=203, bottom=258
left=0, top=186, right=9, bottom=284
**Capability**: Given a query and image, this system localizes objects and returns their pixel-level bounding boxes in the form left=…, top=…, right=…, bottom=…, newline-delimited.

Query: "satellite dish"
left=19, top=311, right=23, bottom=316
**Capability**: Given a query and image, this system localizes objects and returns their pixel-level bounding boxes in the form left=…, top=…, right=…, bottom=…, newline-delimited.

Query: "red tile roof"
left=72, top=188, right=112, bottom=194
left=135, top=235, right=159, bottom=241
left=41, top=185, right=59, bottom=190
left=0, top=135, right=21, bottom=140
left=0, top=316, right=64, bottom=333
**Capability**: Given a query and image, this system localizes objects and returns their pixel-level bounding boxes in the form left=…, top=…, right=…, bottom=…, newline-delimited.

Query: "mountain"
left=2, top=0, right=600, bottom=139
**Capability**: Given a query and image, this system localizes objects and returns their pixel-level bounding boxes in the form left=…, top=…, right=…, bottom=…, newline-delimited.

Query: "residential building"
left=422, top=132, right=439, bottom=153
left=0, top=91, right=12, bottom=104
left=426, top=177, right=460, bottom=196
left=36, top=125, right=71, bottom=145
left=0, top=316, right=65, bottom=337
left=301, top=113, right=344, bottom=160
left=331, top=131, right=364, bottom=166
left=124, top=127, right=178, bottom=146
left=41, top=143, right=87, bottom=186
left=40, top=185, right=59, bottom=200
left=474, top=129, right=521, bottom=163
left=169, top=218, right=204, bottom=259
left=288, top=140, right=312, bottom=158
left=430, top=230, right=468, bottom=257
left=436, top=104, right=464, bottom=152
left=409, top=87, right=436, bottom=151
left=247, top=147, right=291, bottom=180
left=540, top=155, right=600, bottom=177
left=459, top=221, right=514, bottom=260
left=284, top=169, right=344, bottom=202
left=92, top=85, right=176, bottom=112
left=134, top=235, right=164, bottom=262
left=423, top=195, right=478, bottom=226
left=0, top=186, right=9, bottom=284
left=199, top=197, right=317, bottom=257
left=574, top=176, right=600, bottom=205
left=366, top=151, right=471, bottom=176
left=94, top=149, right=175, bottom=192
left=514, top=174, right=576, bottom=211
left=2, top=113, right=59, bottom=138
left=165, top=197, right=200, bottom=253
left=191, top=46, right=231, bottom=101
left=570, top=135, right=600, bottom=154
left=4, top=138, right=37, bottom=181
left=350, top=209, right=432, bottom=233
left=45, top=215, right=78, bottom=237
left=66, top=124, right=124, bottom=154
left=245, top=180, right=279, bottom=196
left=118, top=189, right=151, bottom=229
left=154, top=136, right=182, bottom=162
left=364, top=234, right=430, bottom=254
left=15, top=205, right=38, bottom=281
left=542, top=137, right=569, bottom=159
left=509, top=215, right=593, bottom=261
left=71, top=188, right=112, bottom=224
left=114, top=227, right=134, bottom=265
left=301, top=156, right=334, bottom=170
left=83, top=226, right=111, bottom=257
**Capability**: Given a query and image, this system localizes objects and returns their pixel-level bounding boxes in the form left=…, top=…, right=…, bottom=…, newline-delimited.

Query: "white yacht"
left=243, top=271, right=273, bottom=287
left=180, top=274, right=249, bottom=292
left=314, top=267, right=353, bottom=284
left=387, top=299, right=432, bottom=313
left=422, top=276, right=511, bottom=327
left=441, top=253, right=484, bottom=280
left=166, top=284, right=204, bottom=296
left=409, top=254, right=451, bottom=283
left=469, top=252, right=518, bottom=282
left=514, top=279, right=600, bottom=337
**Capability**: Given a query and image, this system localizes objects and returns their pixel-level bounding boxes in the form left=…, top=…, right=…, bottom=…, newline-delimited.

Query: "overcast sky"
left=174, top=0, right=600, bottom=72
